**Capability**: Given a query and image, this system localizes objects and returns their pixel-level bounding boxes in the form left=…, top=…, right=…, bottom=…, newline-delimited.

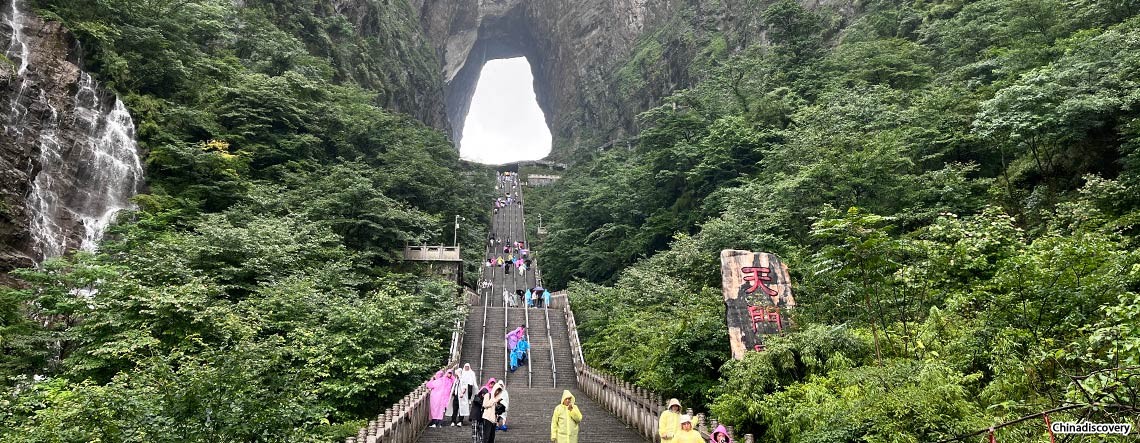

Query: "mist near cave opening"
left=460, top=57, right=552, bottom=165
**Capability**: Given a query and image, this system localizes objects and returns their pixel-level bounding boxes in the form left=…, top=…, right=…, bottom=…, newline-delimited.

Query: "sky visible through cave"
left=460, top=57, right=552, bottom=164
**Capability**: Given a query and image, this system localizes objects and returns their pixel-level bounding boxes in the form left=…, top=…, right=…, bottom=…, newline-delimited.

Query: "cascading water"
left=4, top=0, right=31, bottom=132
left=2, top=0, right=27, bottom=75
left=26, top=73, right=144, bottom=259
left=4, top=0, right=144, bottom=261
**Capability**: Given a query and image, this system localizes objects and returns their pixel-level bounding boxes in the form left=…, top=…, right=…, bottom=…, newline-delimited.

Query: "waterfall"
left=26, top=73, right=144, bottom=259
left=26, top=104, right=65, bottom=258
left=4, top=0, right=30, bottom=133
left=3, top=0, right=26, bottom=75
left=72, top=74, right=144, bottom=253
left=3, top=0, right=144, bottom=261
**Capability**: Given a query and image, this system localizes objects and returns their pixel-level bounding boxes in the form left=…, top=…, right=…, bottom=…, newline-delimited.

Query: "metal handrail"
left=503, top=291, right=509, bottom=376
left=479, top=270, right=489, bottom=381
left=503, top=183, right=513, bottom=376
left=520, top=294, right=531, bottom=387
left=515, top=180, right=534, bottom=388
left=516, top=177, right=555, bottom=388
left=546, top=301, right=557, bottom=387
left=449, top=318, right=462, bottom=362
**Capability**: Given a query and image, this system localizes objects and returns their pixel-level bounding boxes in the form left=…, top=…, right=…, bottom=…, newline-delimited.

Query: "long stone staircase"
left=416, top=174, right=648, bottom=442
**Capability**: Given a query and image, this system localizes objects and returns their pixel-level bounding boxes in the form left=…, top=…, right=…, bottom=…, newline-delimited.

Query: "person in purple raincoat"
left=506, top=325, right=525, bottom=352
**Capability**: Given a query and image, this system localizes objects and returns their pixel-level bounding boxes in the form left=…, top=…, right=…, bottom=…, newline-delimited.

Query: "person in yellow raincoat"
left=658, top=398, right=682, bottom=441
left=550, top=390, right=583, bottom=442
left=674, top=414, right=704, bottom=443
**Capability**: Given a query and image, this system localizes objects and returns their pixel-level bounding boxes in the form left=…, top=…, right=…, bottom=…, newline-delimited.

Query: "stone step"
left=416, top=387, right=648, bottom=443
left=414, top=186, right=649, bottom=442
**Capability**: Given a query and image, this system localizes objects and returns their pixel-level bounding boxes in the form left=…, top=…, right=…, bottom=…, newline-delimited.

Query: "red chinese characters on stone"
left=742, top=266, right=779, bottom=298
left=747, top=305, right=783, bottom=333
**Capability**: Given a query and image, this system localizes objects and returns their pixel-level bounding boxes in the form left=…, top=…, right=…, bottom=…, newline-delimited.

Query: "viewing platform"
left=526, top=174, right=561, bottom=186
left=403, top=245, right=462, bottom=262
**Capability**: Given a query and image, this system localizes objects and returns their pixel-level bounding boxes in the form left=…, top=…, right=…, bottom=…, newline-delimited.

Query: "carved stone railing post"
left=623, top=383, right=631, bottom=423
left=620, top=382, right=629, bottom=422
left=385, top=410, right=395, bottom=442
left=635, top=386, right=646, bottom=437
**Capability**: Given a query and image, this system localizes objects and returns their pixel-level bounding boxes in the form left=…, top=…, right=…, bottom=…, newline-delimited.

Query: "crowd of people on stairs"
left=423, top=367, right=730, bottom=442
left=485, top=240, right=532, bottom=276
left=421, top=171, right=731, bottom=443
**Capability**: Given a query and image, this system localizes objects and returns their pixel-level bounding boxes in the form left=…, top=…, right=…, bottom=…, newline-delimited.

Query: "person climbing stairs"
left=417, top=172, right=647, bottom=442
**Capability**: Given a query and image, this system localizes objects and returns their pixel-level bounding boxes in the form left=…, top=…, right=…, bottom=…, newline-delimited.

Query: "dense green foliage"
left=1, top=0, right=490, bottom=441
left=529, top=0, right=1140, bottom=440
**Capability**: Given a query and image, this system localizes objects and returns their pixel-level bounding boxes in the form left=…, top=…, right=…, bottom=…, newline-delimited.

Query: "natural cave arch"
left=411, top=0, right=656, bottom=156
left=441, top=4, right=556, bottom=144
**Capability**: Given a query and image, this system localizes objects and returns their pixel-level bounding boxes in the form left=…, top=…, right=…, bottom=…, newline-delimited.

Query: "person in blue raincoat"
left=510, top=337, right=530, bottom=371
left=525, top=288, right=534, bottom=307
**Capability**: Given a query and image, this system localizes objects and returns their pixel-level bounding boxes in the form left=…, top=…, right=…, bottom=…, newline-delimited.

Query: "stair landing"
left=416, top=387, right=648, bottom=442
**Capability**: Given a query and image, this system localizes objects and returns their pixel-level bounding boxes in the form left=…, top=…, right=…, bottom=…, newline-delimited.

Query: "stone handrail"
left=463, top=286, right=481, bottom=306
left=345, top=312, right=467, bottom=443
left=548, top=292, right=568, bottom=309
left=559, top=291, right=754, bottom=443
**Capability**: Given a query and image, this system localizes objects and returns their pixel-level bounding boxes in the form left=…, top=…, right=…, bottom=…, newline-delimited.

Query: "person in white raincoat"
left=449, top=364, right=477, bottom=425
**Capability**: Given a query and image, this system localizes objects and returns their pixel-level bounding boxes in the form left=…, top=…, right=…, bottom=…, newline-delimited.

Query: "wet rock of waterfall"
left=1, top=0, right=143, bottom=269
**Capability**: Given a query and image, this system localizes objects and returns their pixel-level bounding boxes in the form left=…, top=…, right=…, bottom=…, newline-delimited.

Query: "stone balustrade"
left=345, top=318, right=465, bottom=443
left=403, top=245, right=462, bottom=262
left=558, top=291, right=753, bottom=443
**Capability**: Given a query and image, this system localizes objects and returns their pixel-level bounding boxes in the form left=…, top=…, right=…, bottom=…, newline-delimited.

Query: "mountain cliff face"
left=2, top=3, right=142, bottom=269
left=1, top=0, right=450, bottom=269
left=0, top=0, right=852, bottom=268
left=410, top=0, right=855, bottom=159
left=265, top=0, right=449, bottom=129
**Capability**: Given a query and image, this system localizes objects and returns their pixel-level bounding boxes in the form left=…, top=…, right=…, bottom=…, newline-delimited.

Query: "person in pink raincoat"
left=427, top=369, right=455, bottom=427
left=709, top=424, right=733, bottom=443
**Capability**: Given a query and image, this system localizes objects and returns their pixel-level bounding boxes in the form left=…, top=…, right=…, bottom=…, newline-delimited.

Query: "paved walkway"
left=417, top=173, right=648, bottom=442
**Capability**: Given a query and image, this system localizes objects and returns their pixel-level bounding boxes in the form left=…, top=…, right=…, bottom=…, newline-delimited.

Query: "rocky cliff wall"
left=2, top=0, right=447, bottom=271
left=410, top=0, right=855, bottom=160
left=301, top=0, right=450, bottom=130
left=2, top=3, right=143, bottom=269
left=2, top=9, right=77, bottom=269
